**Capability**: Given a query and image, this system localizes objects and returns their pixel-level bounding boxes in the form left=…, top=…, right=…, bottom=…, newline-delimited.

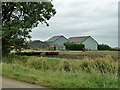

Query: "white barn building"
left=68, top=36, right=98, bottom=50
left=46, top=35, right=69, bottom=50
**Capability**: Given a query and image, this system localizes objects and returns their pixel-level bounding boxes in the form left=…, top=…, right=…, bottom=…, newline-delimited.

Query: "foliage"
left=2, top=2, right=56, bottom=55
left=2, top=54, right=27, bottom=64
left=64, top=42, right=85, bottom=50
left=2, top=55, right=118, bottom=88
left=2, top=54, right=118, bottom=74
left=2, top=51, right=118, bottom=88
left=98, top=44, right=111, bottom=50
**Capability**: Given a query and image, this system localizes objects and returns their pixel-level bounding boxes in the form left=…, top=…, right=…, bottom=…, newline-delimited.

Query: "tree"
left=98, top=44, right=111, bottom=50
left=2, top=2, right=56, bottom=55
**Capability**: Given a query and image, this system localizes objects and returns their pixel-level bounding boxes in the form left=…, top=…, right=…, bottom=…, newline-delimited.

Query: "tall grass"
left=23, top=55, right=118, bottom=75
left=2, top=54, right=119, bottom=88
left=2, top=63, right=118, bottom=88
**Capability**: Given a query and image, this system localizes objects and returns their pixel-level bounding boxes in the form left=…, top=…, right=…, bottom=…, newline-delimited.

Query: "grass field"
left=2, top=50, right=119, bottom=88
left=11, top=49, right=118, bottom=61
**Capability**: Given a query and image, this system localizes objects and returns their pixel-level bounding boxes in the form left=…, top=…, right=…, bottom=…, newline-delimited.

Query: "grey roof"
left=32, top=40, right=43, bottom=43
left=46, top=35, right=64, bottom=42
left=68, top=36, right=90, bottom=43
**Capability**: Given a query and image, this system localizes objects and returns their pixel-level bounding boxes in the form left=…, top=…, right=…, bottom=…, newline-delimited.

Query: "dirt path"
left=1, top=76, right=51, bottom=89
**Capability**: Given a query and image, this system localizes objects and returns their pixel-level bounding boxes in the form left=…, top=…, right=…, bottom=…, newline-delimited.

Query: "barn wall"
left=53, top=37, right=69, bottom=46
left=82, top=37, right=98, bottom=50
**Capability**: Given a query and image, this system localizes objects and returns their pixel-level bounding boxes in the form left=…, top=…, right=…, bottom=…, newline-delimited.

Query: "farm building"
left=68, top=36, right=98, bottom=50
left=28, top=40, right=49, bottom=50
left=28, top=35, right=98, bottom=50
left=46, top=35, right=69, bottom=50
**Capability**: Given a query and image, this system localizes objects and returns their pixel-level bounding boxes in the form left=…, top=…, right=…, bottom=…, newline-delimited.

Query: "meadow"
left=1, top=50, right=119, bottom=88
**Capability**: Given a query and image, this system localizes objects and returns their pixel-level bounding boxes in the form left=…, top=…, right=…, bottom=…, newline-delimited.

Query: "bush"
left=26, top=58, right=58, bottom=71
left=64, top=42, right=84, bottom=51
left=2, top=54, right=27, bottom=64
left=27, top=58, right=48, bottom=70
left=98, top=44, right=111, bottom=50
left=59, top=60, right=71, bottom=72
left=3, top=54, right=118, bottom=75
left=81, top=55, right=118, bottom=74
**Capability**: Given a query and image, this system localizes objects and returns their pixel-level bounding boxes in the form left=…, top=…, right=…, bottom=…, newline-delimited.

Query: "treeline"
left=98, top=44, right=111, bottom=50
left=64, top=43, right=84, bottom=50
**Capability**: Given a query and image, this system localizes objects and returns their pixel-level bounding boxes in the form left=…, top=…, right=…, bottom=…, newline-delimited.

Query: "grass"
left=11, top=49, right=118, bottom=61
left=2, top=63, right=118, bottom=88
left=11, top=49, right=118, bottom=55
left=2, top=53, right=119, bottom=88
left=60, top=50, right=118, bottom=56
left=24, top=56, right=82, bottom=62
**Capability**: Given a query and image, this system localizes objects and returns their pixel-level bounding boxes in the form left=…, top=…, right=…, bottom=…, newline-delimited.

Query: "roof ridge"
left=46, top=35, right=65, bottom=42
left=53, top=35, right=63, bottom=37
left=69, top=36, right=90, bottom=38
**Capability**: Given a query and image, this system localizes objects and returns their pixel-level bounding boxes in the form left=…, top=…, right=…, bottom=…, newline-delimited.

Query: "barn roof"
left=68, top=36, right=90, bottom=43
left=46, top=35, right=65, bottom=42
left=32, top=40, right=43, bottom=42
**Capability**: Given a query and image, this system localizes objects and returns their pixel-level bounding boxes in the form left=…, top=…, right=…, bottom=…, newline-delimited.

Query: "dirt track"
left=1, top=76, right=46, bottom=88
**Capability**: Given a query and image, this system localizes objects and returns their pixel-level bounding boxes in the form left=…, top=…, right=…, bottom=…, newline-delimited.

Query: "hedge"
left=64, top=42, right=84, bottom=50
left=98, top=44, right=111, bottom=50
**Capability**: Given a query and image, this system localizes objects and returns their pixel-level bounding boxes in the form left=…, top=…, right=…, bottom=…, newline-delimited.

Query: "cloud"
left=30, top=0, right=118, bottom=47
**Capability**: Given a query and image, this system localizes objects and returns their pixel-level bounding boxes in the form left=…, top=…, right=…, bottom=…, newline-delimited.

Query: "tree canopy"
left=2, top=2, right=56, bottom=55
left=98, top=44, right=111, bottom=50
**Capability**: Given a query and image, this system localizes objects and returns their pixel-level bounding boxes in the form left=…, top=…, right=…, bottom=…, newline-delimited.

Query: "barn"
left=68, top=36, right=98, bottom=50
left=46, top=35, right=69, bottom=50
left=29, top=35, right=98, bottom=50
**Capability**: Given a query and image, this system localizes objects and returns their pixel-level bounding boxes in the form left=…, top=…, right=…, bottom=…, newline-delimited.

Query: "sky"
left=30, top=0, right=119, bottom=48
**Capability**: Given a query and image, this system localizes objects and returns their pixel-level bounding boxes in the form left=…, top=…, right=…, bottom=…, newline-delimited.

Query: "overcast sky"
left=30, top=0, right=118, bottom=48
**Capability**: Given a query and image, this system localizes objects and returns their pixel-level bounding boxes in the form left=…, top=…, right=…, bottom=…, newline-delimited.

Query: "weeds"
left=2, top=63, right=118, bottom=88
left=2, top=53, right=119, bottom=88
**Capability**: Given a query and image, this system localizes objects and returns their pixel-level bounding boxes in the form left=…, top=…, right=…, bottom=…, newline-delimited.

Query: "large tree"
left=2, top=2, right=56, bottom=55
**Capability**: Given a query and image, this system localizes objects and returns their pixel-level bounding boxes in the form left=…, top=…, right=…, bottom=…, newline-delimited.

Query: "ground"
left=1, top=50, right=119, bottom=88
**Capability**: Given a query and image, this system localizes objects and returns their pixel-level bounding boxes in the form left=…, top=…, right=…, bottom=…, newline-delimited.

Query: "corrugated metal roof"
left=68, top=36, right=90, bottom=43
left=46, top=35, right=64, bottom=42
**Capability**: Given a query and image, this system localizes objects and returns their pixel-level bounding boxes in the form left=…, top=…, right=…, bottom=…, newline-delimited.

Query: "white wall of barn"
left=82, top=37, right=98, bottom=50
left=53, top=37, right=69, bottom=46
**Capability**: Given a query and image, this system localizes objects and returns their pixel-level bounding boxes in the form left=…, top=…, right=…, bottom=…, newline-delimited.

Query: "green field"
left=2, top=51, right=119, bottom=88
left=11, top=49, right=118, bottom=61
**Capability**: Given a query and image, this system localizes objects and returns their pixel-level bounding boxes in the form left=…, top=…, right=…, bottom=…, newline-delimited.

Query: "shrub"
left=3, top=54, right=118, bottom=75
left=59, top=60, right=70, bottom=72
left=26, top=58, right=58, bottom=71
left=81, top=55, right=118, bottom=74
left=27, top=58, right=48, bottom=70
left=64, top=42, right=84, bottom=51
left=2, top=54, right=27, bottom=64
left=98, top=44, right=111, bottom=50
